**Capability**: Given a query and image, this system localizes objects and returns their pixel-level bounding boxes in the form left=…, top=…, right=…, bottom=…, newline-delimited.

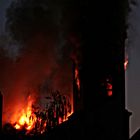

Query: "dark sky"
left=0, top=0, right=139, bottom=136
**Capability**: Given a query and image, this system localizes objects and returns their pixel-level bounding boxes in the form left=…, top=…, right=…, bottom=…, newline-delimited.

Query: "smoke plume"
left=0, top=0, right=82, bottom=124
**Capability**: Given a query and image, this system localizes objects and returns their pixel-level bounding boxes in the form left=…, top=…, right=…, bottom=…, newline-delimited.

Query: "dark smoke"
left=1, top=0, right=82, bottom=124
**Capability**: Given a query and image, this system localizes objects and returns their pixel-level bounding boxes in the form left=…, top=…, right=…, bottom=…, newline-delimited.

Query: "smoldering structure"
left=0, top=0, right=132, bottom=140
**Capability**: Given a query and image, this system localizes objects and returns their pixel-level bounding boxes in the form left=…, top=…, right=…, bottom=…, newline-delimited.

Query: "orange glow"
left=13, top=95, right=37, bottom=131
left=15, top=124, right=21, bottom=129
left=107, top=90, right=113, bottom=96
left=75, top=67, right=80, bottom=90
left=124, top=60, right=128, bottom=70
left=106, top=81, right=113, bottom=96
left=107, top=83, right=112, bottom=90
left=61, top=110, right=73, bottom=123
left=11, top=93, right=73, bottom=134
left=59, top=117, right=62, bottom=124
left=106, top=79, right=113, bottom=96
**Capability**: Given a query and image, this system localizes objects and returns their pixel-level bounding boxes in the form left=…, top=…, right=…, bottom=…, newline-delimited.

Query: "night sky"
left=0, top=0, right=139, bottom=137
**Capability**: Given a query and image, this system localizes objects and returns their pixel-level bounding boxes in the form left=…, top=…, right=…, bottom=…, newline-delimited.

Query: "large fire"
left=13, top=96, right=37, bottom=131
left=10, top=91, right=73, bottom=135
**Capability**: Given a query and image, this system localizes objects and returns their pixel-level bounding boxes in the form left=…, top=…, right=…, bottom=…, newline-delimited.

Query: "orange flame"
left=12, top=93, right=73, bottom=134
left=13, top=96, right=36, bottom=131
left=124, top=59, right=128, bottom=70
left=75, top=67, right=80, bottom=90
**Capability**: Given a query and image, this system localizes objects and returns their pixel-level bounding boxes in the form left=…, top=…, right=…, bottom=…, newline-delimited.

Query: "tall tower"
left=79, top=0, right=129, bottom=140
left=0, top=91, right=3, bottom=132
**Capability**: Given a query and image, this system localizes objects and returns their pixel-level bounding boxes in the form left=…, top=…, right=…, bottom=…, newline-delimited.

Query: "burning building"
left=46, top=0, right=131, bottom=139
left=0, top=0, right=131, bottom=140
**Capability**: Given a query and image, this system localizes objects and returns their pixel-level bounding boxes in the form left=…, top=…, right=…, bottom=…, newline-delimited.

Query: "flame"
left=15, top=124, right=20, bottom=129
left=11, top=93, right=73, bottom=134
left=124, top=58, right=128, bottom=70
left=61, top=109, right=73, bottom=123
left=75, top=67, right=80, bottom=90
left=124, top=54, right=129, bottom=70
left=13, top=95, right=36, bottom=131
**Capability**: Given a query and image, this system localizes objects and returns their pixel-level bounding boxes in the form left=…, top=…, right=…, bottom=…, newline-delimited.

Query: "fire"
left=105, top=78, right=113, bottom=97
left=10, top=91, right=73, bottom=134
left=124, top=53, right=128, bottom=70
left=124, top=60, right=128, bottom=70
left=13, top=95, right=36, bottom=131
left=15, top=124, right=20, bottom=129
left=107, top=83, right=112, bottom=96
left=75, top=66, right=80, bottom=90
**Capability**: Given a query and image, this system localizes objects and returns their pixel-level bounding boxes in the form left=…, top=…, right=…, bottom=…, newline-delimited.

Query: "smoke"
left=1, top=29, right=80, bottom=124
left=0, top=0, right=82, bottom=125
left=0, top=34, right=22, bottom=60
left=126, top=0, right=138, bottom=54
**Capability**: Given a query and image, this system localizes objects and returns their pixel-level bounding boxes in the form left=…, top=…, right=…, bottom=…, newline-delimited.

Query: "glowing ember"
left=75, top=67, right=80, bottom=91
left=124, top=60, right=128, bottom=70
left=106, top=79, right=113, bottom=97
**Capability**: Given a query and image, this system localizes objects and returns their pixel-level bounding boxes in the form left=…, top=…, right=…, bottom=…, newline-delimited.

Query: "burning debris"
left=3, top=90, right=72, bottom=136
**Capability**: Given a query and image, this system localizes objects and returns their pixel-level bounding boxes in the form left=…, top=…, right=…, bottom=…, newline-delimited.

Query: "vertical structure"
left=125, top=110, right=132, bottom=140
left=73, top=61, right=79, bottom=112
left=0, top=91, right=2, bottom=132
left=72, top=61, right=83, bottom=112
left=80, top=0, right=129, bottom=140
